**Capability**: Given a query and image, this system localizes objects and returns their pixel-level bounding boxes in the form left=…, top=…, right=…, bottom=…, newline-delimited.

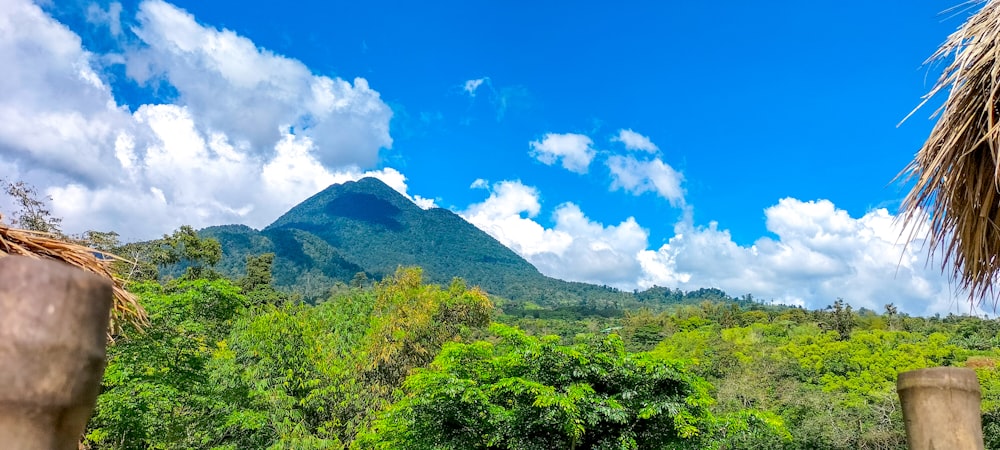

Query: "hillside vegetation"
left=82, top=260, right=1000, bottom=449
left=177, top=178, right=645, bottom=307
left=7, top=178, right=998, bottom=449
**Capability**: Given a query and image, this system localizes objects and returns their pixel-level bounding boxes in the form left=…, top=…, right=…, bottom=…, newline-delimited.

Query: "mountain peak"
left=231, top=176, right=545, bottom=298
left=199, top=178, right=637, bottom=306
left=267, top=177, right=418, bottom=231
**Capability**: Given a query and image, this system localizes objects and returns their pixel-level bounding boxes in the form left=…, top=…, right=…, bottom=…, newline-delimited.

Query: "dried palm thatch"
left=0, top=214, right=147, bottom=335
left=900, top=0, right=1000, bottom=305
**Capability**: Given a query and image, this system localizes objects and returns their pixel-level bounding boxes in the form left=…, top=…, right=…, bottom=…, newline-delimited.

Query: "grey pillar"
left=0, top=256, right=112, bottom=450
left=897, top=366, right=985, bottom=450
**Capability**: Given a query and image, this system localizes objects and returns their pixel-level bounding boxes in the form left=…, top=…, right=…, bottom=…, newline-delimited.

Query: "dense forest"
left=72, top=231, right=1000, bottom=449
left=5, top=180, right=1000, bottom=449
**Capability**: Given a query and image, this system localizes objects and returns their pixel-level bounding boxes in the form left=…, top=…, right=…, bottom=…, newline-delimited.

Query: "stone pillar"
left=0, top=256, right=112, bottom=450
left=897, top=366, right=984, bottom=450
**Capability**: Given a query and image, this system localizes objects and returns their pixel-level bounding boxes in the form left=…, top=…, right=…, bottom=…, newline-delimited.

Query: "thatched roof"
left=901, top=0, right=1000, bottom=304
left=0, top=216, right=147, bottom=335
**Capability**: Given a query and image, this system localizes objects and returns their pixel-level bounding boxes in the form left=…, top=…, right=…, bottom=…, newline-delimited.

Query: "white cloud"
left=461, top=180, right=962, bottom=315
left=463, top=181, right=541, bottom=224
left=125, top=0, right=392, bottom=169
left=461, top=181, right=649, bottom=286
left=638, top=199, right=960, bottom=316
left=412, top=195, right=437, bottom=209
left=613, top=129, right=659, bottom=153
left=461, top=180, right=567, bottom=256
left=470, top=178, right=489, bottom=189
left=529, top=133, right=596, bottom=174
left=0, top=0, right=134, bottom=185
left=607, top=155, right=685, bottom=206
left=537, top=204, right=649, bottom=284
left=326, top=166, right=436, bottom=210
left=463, top=77, right=487, bottom=97
left=0, top=0, right=400, bottom=239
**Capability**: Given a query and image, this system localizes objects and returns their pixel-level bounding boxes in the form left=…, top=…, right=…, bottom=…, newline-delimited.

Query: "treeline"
left=80, top=251, right=1000, bottom=449
left=83, top=265, right=788, bottom=449
left=87, top=266, right=493, bottom=448
left=505, top=299, right=1000, bottom=449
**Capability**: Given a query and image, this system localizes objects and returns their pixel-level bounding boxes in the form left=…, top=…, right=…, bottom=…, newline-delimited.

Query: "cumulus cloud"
left=460, top=181, right=569, bottom=270
left=0, top=0, right=405, bottom=239
left=325, top=166, right=436, bottom=210
left=612, top=128, right=659, bottom=153
left=126, top=0, right=392, bottom=169
left=607, top=155, right=685, bottom=206
left=529, top=133, right=596, bottom=174
left=461, top=180, right=961, bottom=315
left=536, top=204, right=649, bottom=284
left=636, top=199, right=962, bottom=315
left=0, top=0, right=135, bottom=186
left=411, top=196, right=437, bottom=209
left=461, top=180, right=650, bottom=286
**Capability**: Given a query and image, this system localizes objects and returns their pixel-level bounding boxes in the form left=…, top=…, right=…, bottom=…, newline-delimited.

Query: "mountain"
left=265, top=177, right=544, bottom=293
left=199, top=177, right=629, bottom=304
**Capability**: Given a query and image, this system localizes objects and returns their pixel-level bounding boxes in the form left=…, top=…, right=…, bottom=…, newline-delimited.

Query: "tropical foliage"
left=76, top=250, right=1000, bottom=449
left=355, top=323, right=777, bottom=449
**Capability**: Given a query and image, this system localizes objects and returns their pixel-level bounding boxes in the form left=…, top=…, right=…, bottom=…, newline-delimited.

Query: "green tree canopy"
left=356, top=323, right=782, bottom=450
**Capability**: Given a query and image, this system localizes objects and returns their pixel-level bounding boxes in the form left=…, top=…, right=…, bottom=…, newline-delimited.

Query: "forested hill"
left=196, top=177, right=647, bottom=305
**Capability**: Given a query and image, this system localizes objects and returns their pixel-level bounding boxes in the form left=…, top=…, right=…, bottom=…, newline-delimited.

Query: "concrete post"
left=0, top=256, right=112, bottom=450
left=897, top=366, right=985, bottom=450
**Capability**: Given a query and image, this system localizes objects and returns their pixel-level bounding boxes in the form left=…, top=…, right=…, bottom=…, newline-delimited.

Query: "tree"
left=884, top=303, right=898, bottom=331
left=335, top=268, right=493, bottom=443
left=77, top=230, right=121, bottom=253
left=355, top=324, right=773, bottom=450
left=350, top=271, right=369, bottom=289
left=1, top=178, right=62, bottom=234
left=207, top=267, right=494, bottom=448
left=240, top=253, right=275, bottom=290
left=239, top=253, right=286, bottom=305
left=779, top=328, right=961, bottom=449
left=84, top=279, right=248, bottom=449
left=116, top=225, right=224, bottom=282
left=157, top=225, right=222, bottom=277
left=114, top=241, right=161, bottom=282
left=825, top=298, right=856, bottom=341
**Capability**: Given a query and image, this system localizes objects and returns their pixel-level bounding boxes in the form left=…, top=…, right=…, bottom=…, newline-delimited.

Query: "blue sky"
left=0, top=0, right=983, bottom=314
left=127, top=0, right=954, bottom=244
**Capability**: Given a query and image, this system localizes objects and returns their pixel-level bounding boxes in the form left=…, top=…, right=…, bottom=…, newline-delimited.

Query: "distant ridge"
left=261, top=177, right=544, bottom=294
left=197, top=177, right=746, bottom=309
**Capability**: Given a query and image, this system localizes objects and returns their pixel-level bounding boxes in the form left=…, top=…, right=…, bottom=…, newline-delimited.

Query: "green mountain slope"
left=199, top=223, right=367, bottom=296
left=196, top=177, right=731, bottom=308
left=264, top=177, right=543, bottom=292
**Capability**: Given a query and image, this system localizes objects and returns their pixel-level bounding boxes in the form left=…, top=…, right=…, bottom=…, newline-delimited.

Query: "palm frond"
left=901, top=0, right=1000, bottom=305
